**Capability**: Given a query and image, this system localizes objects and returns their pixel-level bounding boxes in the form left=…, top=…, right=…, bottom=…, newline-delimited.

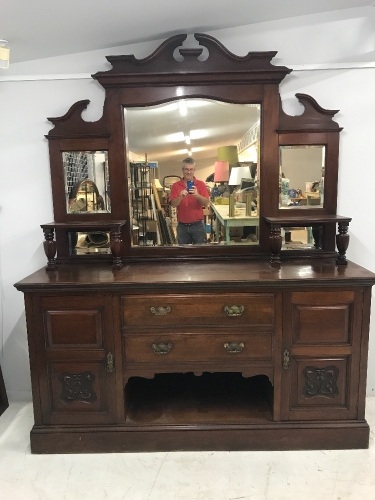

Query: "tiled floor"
left=1, top=400, right=375, bottom=500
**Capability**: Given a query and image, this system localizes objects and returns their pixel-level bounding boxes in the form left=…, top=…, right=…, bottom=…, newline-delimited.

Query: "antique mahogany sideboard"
left=15, top=34, right=375, bottom=452
left=15, top=259, right=375, bottom=452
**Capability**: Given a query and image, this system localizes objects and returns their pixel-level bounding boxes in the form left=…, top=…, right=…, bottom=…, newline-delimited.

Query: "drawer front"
left=124, top=332, right=272, bottom=363
left=122, top=294, right=274, bottom=328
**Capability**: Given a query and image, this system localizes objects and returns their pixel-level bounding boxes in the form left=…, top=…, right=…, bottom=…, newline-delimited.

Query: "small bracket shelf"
left=264, top=215, right=351, bottom=266
left=41, top=220, right=127, bottom=270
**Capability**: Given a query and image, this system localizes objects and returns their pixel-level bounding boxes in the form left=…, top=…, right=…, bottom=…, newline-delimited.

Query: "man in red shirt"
left=169, top=158, right=210, bottom=244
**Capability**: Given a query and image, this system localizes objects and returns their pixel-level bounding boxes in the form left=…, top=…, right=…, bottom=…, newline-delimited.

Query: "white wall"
left=1, top=6, right=375, bottom=400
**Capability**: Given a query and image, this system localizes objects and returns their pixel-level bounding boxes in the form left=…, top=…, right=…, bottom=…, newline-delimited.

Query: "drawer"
left=122, top=294, right=274, bottom=328
left=124, top=332, right=272, bottom=363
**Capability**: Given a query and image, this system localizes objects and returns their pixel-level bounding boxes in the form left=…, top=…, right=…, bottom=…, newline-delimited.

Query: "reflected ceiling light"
left=0, top=40, right=10, bottom=69
left=178, top=100, right=187, bottom=116
left=167, top=131, right=185, bottom=142
left=185, top=135, right=191, bottom=145
left=190, top=129, right=208, bottom=140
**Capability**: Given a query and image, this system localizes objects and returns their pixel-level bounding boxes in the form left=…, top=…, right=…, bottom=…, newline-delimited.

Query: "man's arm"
left=193, top=191, right=209, bottom=207
left=170, top=186, right=188, bottom=207
left=192, top=182, right=210, bottom=207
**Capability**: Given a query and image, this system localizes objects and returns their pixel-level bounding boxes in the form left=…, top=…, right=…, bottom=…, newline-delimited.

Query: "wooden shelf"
left=125, top=373, right=273, bottom=425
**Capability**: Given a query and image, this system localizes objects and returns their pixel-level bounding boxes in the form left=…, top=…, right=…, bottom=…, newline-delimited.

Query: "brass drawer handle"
left=224, top=342, right=245, bottom=353
left=152, top=342, right=173, bottom=354
left=150, top=306, right=172, bottom=316
left=224, top=305, right=245, bottom=317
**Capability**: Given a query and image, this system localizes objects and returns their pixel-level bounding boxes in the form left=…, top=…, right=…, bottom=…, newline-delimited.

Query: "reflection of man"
left=169, top=158, right=210, bottom=244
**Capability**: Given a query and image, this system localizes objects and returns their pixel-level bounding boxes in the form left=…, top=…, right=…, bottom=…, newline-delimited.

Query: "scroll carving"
left=303, top=365, right=339, bottom=398
left=60, top=371, right=97, bottom=403
left=278, top=93, right=343, bottom=132
left=47, top=99, right=108, bottom=138
left=93, top=33, right=292, bottom=88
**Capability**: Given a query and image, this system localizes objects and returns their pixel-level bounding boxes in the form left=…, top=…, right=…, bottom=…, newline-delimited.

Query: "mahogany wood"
left=14, top=259, right=375, bottom=452
left=14, top=34, right=375, bottom=453
left=43, top=33, right=346, bottom=264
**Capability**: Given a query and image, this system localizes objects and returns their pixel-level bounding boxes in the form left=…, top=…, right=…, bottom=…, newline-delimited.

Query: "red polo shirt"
left=169, top=178, right=209, bottom=224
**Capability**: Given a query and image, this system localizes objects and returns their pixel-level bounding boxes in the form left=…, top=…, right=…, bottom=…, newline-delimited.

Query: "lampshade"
left=0, top=40, right=10, bottom=70
left=214, top=161, right=230, bottom=183
left=217, top=145, right=239, bottom=166
left=228, top=166, right=251, bottom=186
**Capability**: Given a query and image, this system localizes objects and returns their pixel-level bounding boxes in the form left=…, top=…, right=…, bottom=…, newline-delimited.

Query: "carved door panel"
left=280, top=289, right=364, bottom=420
left=32, top=294, right=121, bottom=425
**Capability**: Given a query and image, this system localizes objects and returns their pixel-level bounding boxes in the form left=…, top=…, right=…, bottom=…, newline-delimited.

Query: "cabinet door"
left=32, top=295, right=121, bottom=425
left=280, top=289, right=365, bottom=421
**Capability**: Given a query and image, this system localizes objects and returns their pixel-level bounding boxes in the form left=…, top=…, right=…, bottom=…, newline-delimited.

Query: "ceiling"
left=2, top=1, right=372, bottom=175
left=1, top=0, right=372, bottom=64
left=127, top=100, right=260, bottom=172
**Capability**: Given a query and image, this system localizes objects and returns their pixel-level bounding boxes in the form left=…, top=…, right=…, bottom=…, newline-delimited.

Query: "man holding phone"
left=169, top=157, right=210, bottom=244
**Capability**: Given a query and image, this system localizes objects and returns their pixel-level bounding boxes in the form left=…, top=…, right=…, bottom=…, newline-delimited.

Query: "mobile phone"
left=187, top=180, right=194, bottom=192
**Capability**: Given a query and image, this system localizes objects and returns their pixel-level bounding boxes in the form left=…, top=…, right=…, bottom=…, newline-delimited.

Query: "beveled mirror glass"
left=125, top=99, right=260, bottom=247
left=281, top=225, right=323, bottom=250
left=63, top=151, right=111, bottom=214
left=279, top=145, right=325, bottom=208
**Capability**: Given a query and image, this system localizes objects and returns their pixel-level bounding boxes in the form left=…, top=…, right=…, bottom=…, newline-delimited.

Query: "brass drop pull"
left=106, top=352, right=114, bottom=373
left=224, top=305, right=245, bottom=317
left=150, top=306, right=172, bottom=316
left=224, top=342, right=245, bottom=353
left=282, top=349, right=290, bottom=370
left=152, top=342, right=173, bottom=354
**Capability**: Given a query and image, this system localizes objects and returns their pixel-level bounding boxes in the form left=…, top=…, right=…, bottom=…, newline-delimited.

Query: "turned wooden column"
left=336, top=221, right=350, bottom=265
left=42, top=227, right=57, bottom=270
left=110, top=228, right=123, bottom=270
left=269, top=224, right=282, bottom=265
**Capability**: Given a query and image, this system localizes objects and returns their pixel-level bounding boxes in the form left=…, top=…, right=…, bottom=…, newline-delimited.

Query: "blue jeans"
left=177, top=221, right=206, bottom=245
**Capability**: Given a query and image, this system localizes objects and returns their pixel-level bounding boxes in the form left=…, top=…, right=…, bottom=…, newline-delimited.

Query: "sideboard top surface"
left=14, top=259, right=375, bottom=292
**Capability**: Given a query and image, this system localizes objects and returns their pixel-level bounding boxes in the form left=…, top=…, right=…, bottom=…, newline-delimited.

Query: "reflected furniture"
left=211, top=203, right=259, bottom=244
left=14, top=33, right=375, bottom=453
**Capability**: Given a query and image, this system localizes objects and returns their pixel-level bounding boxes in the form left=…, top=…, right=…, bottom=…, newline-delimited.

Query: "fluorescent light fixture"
left=167, top=132, right=185, bottom=142
left=178, top=100, right=187, bottom=116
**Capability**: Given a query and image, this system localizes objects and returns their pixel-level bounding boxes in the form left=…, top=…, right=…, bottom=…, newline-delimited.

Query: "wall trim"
left=1, top=62, right=375, bottom=82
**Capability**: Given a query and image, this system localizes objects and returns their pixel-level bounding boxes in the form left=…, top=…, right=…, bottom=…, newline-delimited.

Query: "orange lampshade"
left=214, top=161, right=230, bottom=183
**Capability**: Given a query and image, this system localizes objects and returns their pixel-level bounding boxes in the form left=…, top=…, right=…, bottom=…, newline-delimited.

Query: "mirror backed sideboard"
left=15, top=34, right=375, bottom=453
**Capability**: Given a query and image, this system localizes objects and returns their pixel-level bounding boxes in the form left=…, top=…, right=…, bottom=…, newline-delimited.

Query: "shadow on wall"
left=2, top=312, right=32, bottom=402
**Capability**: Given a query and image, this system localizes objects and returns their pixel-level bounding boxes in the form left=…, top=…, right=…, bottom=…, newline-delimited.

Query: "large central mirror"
left=125, top=99, right=261, bottom=247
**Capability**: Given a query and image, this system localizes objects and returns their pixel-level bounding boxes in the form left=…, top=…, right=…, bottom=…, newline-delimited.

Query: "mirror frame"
left=46, top=33, right=343, bottom=264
